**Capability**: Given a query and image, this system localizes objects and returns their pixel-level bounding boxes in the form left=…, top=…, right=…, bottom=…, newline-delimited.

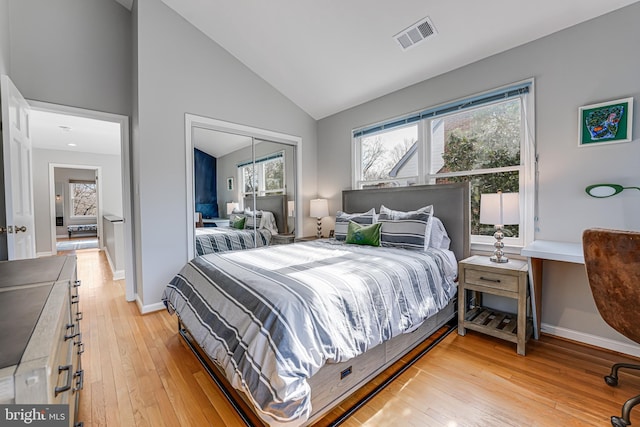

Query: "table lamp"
left=310, top=199, right=329, bottom=239
left=480, top=191, right=519, bottom=263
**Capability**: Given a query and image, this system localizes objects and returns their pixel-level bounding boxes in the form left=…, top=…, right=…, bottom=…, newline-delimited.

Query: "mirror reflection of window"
left=239, top=151, right=285, bottom=198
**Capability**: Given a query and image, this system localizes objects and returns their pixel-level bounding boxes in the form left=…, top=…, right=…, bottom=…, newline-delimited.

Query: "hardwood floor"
left=74, top=249, right=640, bottom=426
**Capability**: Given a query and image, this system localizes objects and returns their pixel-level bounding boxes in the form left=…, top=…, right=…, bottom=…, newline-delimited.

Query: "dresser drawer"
left=464, top=268, right=519, bottom=293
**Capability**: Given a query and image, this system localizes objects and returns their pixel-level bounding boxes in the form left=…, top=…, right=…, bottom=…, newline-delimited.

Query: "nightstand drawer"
left=464, top=269, right=518, bottom=293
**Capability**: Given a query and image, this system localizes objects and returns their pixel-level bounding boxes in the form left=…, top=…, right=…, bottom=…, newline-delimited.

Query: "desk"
left=521, top=240, right=584, bottom=339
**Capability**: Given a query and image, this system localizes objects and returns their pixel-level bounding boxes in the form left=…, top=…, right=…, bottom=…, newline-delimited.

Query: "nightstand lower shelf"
left=462, top=306, right=533, bottom=345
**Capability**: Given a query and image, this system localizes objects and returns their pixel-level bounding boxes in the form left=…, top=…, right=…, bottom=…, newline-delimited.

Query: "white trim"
left=105, top=248, right=125, bottom=280
left=541, top=323, right=640, bottom=358
left=30, top=100, right=135, bottom=302
left=184, top=114, right=303, bottom=261
left=36, top=251, right=53, bottom=258
left=136, top=296, right=165, bottom=314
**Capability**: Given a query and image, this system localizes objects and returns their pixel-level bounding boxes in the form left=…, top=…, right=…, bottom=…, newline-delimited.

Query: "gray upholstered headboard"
left=342, top=182, right=470, bottom=261
left=243, top=194, right=288, bottom=234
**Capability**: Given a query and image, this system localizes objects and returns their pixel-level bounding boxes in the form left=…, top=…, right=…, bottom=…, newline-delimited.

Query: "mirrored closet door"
left=188, top=118, right=298, bottom=257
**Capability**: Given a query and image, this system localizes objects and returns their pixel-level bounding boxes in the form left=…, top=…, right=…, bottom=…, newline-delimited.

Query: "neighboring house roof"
left=389, top=141, right=417, bottom=178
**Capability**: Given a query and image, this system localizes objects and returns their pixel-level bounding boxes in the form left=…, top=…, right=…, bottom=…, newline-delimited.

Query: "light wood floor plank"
left=72, top=249, right=640, bottom=426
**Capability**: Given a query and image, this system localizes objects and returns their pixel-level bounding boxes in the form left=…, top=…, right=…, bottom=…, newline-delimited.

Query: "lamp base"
left=490, top=254, right=509, bottom=263
left=316, top=218, right=322, bottom=239
left=490, top=225, right=509, bottom=263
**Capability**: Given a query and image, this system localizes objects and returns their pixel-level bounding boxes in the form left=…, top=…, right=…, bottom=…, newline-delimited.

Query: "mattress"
left=195, top=227, right=272, bottom=255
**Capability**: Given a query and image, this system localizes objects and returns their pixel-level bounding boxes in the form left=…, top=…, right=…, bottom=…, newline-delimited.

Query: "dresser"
left=0, top=256, right=84, bottom=427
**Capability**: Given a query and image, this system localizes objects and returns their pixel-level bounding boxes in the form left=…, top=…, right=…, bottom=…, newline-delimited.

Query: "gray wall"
left=7, top=0, right=132, bottom=115
left=32, top=149, right=123, bottom=255
left=317, top=4, right=640, bottom=349
left=133, top=0, right=317, bottom=309
left=0, top=0, right=9, bottom=75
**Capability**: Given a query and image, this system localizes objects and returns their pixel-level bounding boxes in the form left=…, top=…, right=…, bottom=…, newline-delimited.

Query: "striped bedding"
left=195, top=227, right=272, bottom=255
left=162, top=240, right=458, bottom=426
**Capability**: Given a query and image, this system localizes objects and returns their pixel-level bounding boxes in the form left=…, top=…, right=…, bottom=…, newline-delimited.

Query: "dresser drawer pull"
left=55, top=365, right=73, bottom=396
left=74, top=422, right=84, bottom=427
left=73, top=280, right=81, bottom=288
left=71, top=294, right=79, bottom=304
left=76, top=311, right=83, bottom=321
left=76, top=341, right=85, bottom=355
left=65, top=323, right=80, bottom=341
left=74, top=369, right=84, bottom=392
left=479, top=276, right=501, bottom=283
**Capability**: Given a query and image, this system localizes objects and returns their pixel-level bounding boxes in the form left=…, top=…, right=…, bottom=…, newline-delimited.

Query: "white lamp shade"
left=287, top=200, right=296, bottom=217
left=480, top=192, right=519, bottom=225
left=310, top=199, right=329, bottom=219
left=226, top=202, right=239, bottom=215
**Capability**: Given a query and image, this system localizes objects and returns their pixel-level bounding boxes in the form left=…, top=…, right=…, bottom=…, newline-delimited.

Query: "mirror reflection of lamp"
left=480, top=191, right=520, bottom=263
left=226, top=202, right=239, bottom=216
left=287, top=200, right=296, bottom=234
left=585, top=184, right=640, bottom=198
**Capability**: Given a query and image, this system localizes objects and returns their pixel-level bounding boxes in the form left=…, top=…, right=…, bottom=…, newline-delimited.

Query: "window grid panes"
left=354, top=89, right=531, bottom=245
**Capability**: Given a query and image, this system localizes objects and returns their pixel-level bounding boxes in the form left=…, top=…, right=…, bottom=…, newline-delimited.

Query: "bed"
left=165, top=183, right=470, bottom=426
left=194, top=194, right=288, bottom=255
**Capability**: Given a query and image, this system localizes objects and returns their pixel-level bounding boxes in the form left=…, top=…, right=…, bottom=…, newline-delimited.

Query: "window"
left=353, top=82, right=534, bottom=248
left=239, top=151, right=286, bottom=198
left=69, top=181, right=97, bottom=217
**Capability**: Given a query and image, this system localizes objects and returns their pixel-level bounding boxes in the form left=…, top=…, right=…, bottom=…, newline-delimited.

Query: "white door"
left=1, top=75, right=36, bottom=259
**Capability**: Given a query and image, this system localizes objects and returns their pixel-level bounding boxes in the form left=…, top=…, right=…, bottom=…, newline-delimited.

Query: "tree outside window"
left=70, top=182, right=97, bottom=217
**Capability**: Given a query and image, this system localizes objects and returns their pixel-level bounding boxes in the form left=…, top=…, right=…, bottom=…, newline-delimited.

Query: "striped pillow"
left=378, top=205, right=433, bottom=250
left=334, top=208, right=377, bottom=241
left=244, top=210, right=263, bottom=229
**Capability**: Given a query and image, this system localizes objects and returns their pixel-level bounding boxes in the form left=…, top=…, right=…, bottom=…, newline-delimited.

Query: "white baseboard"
left=541, top=323, right=640, bottom=358
left=104, top=248, right=125, bottom=280
left=37, top=251, right=53, bottom=258
left=136, top=296, right=165, bottom=314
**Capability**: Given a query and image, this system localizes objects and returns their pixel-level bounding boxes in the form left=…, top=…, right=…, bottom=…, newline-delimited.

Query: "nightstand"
left=271, top=234, right=295, bottom=245
left=457, top=255, right=532, bottom=355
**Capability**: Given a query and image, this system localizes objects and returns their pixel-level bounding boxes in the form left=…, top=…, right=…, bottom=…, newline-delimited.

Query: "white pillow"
left=429, top=217, right=451, bottom=250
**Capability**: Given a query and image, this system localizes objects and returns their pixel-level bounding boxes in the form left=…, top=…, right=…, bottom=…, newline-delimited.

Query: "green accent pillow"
left=231, top=217, right=246, bottom=229
left=345, top=221, right=381, bottom=246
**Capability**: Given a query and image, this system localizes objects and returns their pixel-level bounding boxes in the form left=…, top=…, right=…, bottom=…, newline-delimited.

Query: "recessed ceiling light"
left=67, top=143, right=77, bottom=147
left=59, top=125, right=72, bottom=132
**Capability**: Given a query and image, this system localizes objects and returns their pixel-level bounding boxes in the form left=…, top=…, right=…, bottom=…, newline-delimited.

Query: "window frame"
left=352, top=80, right=535, bottom=251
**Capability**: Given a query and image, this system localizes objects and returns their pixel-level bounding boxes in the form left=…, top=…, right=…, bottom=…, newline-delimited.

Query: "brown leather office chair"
left=583, top=228, right=640, bottom=427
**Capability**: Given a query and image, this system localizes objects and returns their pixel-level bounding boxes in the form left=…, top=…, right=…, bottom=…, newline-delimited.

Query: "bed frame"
left=180, top=182, right=470, bottom=426
left=243, top=194, right=288, bottom=234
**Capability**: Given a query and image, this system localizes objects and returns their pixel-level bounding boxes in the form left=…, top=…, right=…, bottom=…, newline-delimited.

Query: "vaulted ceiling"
left=156, top=0, right=639, bottom=119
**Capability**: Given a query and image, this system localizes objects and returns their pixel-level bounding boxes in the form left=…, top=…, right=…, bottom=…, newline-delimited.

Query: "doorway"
left=29, top=101, right=136, bottom=301
left=49, top=164, right=101, bottom=253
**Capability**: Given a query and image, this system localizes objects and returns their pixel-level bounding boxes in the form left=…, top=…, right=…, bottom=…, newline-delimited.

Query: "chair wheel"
left=611, top=416, right=629, bottom=427
left=605, top=375, right=619, bottom=386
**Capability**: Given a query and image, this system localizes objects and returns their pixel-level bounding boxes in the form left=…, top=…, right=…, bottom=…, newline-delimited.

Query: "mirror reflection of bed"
left=194, top=194, right=288, bottom=255
left=192, top=127, right=297, bottom=255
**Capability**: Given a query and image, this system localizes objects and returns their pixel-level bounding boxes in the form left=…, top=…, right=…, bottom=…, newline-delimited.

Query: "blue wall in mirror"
left=194, top=148, right=219, bottom=218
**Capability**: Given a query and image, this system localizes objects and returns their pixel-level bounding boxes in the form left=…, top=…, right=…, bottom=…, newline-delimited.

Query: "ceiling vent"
left=394, top=17, right=437, bottom=51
